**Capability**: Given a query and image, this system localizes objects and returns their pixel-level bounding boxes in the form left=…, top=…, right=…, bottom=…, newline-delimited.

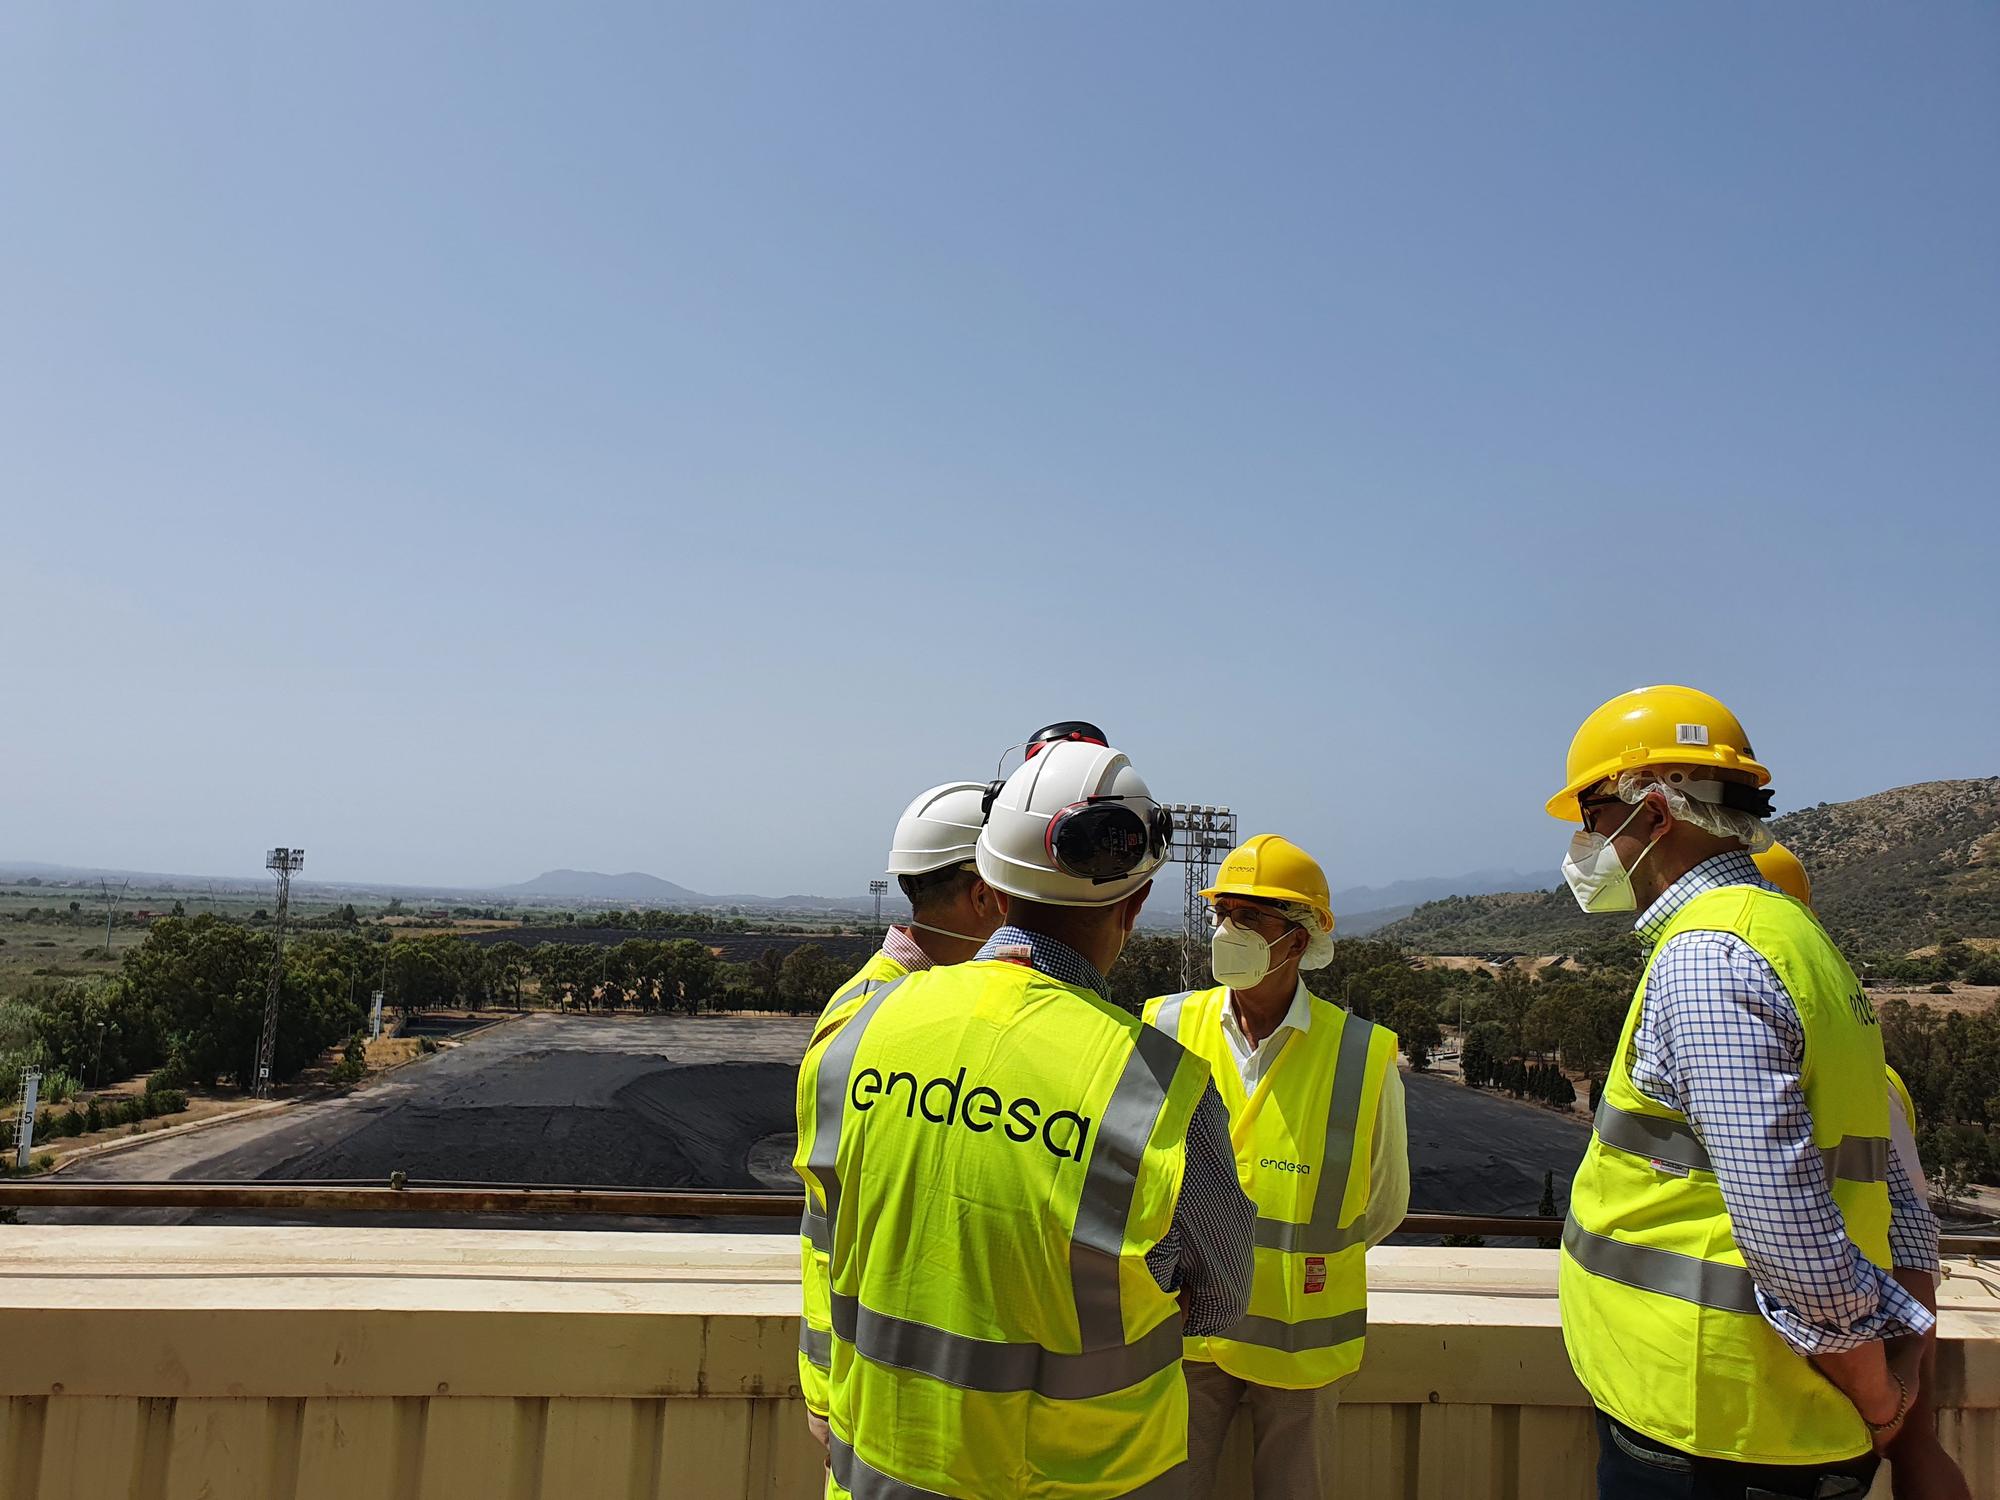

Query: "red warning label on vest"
left=1303, top=1256, right=1326, bottom=1295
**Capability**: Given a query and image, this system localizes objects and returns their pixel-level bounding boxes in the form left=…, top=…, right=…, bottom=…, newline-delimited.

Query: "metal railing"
left=3, top=1180, right=1997, bottom=1254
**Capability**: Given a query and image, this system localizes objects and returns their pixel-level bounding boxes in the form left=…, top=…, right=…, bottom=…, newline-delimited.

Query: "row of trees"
left=1878, top=997, right=2000, bottom=1197
left=0, top=916, right=895, bottom=1102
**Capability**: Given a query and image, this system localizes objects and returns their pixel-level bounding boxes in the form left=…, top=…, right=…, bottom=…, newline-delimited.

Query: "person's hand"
left=807, top=1412, right=831, bottom=1467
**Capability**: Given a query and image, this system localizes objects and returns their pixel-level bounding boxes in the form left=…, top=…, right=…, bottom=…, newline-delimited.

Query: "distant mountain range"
left=502, top=869, right=708, bottom=904
left=1, top=856, right=1546, bottom=929
left=1374, top=777, right=2000, bottom=957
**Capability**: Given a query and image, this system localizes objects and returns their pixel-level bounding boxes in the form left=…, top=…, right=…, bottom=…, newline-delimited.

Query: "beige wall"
left=0, top=1228, right=1993, bottom=1500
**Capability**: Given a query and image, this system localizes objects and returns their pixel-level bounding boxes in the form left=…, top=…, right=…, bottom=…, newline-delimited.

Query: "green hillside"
left=1378, top=778, right=2000, bottom=958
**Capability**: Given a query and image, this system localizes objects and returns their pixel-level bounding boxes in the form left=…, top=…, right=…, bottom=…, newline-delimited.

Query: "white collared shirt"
left=1220, top=979, right=1411, bottom=1249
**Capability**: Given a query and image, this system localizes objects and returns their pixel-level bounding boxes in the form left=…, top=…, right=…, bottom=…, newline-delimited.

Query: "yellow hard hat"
left=1202, top=834, right=1335, bottom=932
left=1753, top=840, right=1813, bottom=906
left=1546, top=685, right=1772, bottom=822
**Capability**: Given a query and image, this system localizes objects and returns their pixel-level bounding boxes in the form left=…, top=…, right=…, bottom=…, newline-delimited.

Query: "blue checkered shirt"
left=975, top=925, right=1254, bottom=1338
left=1630, top=853, right=1937, bottom=1355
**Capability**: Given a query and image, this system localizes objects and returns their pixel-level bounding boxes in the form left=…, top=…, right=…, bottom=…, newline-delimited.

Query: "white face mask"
left=1561, top=802, right=1661, bottom=913
left=1210, top=918, right=1297, bottom=989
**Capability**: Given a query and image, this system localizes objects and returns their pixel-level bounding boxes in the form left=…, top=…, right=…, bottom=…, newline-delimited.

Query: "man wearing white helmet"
left=798, top=780, right=1008, bottom=1442
left=809, top=781, right=1008, bottom=1047
left=794, top=738, right=1255, bottom=1499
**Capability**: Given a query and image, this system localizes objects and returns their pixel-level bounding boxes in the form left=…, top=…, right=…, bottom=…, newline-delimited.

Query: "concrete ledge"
left=0, top=1230, right=1993, bottom=1500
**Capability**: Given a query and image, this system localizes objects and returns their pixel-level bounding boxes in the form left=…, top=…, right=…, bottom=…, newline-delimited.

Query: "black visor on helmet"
left=1046, top=797, right=1173, bottom=884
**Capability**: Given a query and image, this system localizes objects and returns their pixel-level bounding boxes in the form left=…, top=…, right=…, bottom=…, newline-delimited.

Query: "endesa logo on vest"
left=1303, top=1256, right=1326, bottom=1295
left=850, top=1066, right=1093, bottom=1162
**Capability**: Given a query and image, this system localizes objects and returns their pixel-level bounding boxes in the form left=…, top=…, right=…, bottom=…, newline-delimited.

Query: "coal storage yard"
left=36, top=1013, right=1590, bottom=1233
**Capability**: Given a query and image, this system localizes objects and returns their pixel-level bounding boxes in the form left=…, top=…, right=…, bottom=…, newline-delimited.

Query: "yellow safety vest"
left=1144, top=987, right=1397, bottom=1390
left=800, top=949, right=914, bottom=1414
left=1561, top=884, right=1893, bottom=1464
left=796, top=959, right=1211, bottom=1499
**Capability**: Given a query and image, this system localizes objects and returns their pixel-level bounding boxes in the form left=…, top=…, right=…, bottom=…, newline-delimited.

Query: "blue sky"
left=3, top=4, right=1995, bottom=899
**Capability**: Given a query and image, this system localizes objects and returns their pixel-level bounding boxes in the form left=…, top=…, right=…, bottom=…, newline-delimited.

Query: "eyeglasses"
left=1577, top=796, right=1626, bottom=833
left=1207, top=901, right=1295, bottom=936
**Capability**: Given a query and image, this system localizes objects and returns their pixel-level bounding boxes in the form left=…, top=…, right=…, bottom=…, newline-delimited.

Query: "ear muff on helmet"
left=1045, top=797, right=1173, bottom=884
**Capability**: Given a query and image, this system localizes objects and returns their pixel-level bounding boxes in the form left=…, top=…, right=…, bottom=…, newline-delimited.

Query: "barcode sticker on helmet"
left=1676, top=724, right=1709, bottom=746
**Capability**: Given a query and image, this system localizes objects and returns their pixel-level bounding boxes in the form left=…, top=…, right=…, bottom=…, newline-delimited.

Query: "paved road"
left=35, top=1013, right=1586, bottom=1233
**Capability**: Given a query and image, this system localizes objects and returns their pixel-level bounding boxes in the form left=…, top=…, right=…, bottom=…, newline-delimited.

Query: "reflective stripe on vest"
left=819, top=976, right=1187, bottom=1393
left=801, top=1204, right=830, bottom=1253
left=828, top=1292, right=1184, bottom=1399
left=829, top=1437, right=1188, bottom=1500
left=1562, top=1217, right=1758, bottom=1315
left=800, top=1321, right=831, bottom=1369
left=1593, top=1100, right=1888, bottom=1185
left=1227, top=1307, right=1369, bottom=1353
left=805, top=975, right=909, bottom=1241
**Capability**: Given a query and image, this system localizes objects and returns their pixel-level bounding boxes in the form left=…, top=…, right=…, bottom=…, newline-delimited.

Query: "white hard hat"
left=887, top=782, right=989, bottom=876
left=975, top=740, right=1171, bottom=908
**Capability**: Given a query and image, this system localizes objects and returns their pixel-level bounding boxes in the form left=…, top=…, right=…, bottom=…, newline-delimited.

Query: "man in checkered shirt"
left=1549, top=686, right=1935, bottom=1500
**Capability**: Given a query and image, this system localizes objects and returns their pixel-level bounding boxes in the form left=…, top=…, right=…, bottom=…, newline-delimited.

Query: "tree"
left=779, top=945, right=849, bottom=1016
left=1389, top=998, right=1441, bottom=1071
left=1462, top=1022, right=1508, bottom=1090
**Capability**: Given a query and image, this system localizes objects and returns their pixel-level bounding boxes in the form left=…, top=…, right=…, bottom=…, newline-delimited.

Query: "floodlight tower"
left=1163, top=804, right=1238, bottom=990
left=252, top=847, right=304, bottom=1098
left=868, top=879, right=889, bottom=934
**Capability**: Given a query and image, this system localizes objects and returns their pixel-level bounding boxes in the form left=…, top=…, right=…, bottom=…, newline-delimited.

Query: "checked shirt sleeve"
left=1638, top=931, right=1934, bottom=1355
left=1143, top=1082, right=1255, bottom=1338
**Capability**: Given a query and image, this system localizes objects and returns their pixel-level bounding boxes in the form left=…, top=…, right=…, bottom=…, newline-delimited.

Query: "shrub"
left=147, top=1058, right=192, bottom=1094
left=116, top=1097, right=144, bottom=1126
left=148, top=1089, right=188, bottom=1116
left=54, top=1106, right=85, bottom=1138
left=84, top=1100, right=104, bottom=1134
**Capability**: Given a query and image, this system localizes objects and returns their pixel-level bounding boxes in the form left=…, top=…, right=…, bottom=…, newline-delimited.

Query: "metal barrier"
left=4, top=1180, right=1998, bottom=1253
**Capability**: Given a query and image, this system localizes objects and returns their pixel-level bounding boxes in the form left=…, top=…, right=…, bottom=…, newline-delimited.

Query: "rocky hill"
left=1377, top=778, right=2000, bottom=958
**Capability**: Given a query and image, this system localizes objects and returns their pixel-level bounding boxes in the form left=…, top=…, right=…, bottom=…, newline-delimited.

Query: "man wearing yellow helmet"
left=1550, top=687, right=1936, bottom=1499
left=1142, top=834, right=1409, bottom=1499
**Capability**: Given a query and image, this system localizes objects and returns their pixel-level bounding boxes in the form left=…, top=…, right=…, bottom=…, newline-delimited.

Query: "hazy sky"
left=4, top=4, right=1995, bottom=900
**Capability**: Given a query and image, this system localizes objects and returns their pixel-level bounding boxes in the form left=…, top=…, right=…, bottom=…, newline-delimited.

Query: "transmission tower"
left=868, top=879, right=889, bottom=934
left=252, top=848, right=304, bottom=1098
left=98, top=878, right=129, bottom=954
left=1163, top=805, right=1238, bottom=990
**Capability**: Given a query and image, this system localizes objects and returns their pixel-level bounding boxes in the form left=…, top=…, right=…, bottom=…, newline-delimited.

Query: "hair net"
left=1272, top=899, right=1337, bottom=970
left=1611, top=767, right=1775, bottom=853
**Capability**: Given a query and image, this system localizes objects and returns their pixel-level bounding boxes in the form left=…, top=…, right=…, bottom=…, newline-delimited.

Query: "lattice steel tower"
left=252, top=847, right=304, bottom=1098
left=1162, top=805, right=1238, bottom=990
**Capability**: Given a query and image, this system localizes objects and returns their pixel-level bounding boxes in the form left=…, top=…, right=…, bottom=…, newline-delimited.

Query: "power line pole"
left=868, top=880, right=888, bottom=935
left=252, top=848, right=304, bottom=1098
left=99, top=878, right=129, bottom=954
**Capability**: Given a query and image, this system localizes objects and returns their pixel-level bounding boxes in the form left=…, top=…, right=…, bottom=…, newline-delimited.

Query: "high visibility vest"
left=1561, top=884, right=1893, bottom=1465
left=1144, top=987, right=1398, bottom=1390
left=800, top=949, right=914, bottom=1414
left=796, top=959, right=1211, bottom=1499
